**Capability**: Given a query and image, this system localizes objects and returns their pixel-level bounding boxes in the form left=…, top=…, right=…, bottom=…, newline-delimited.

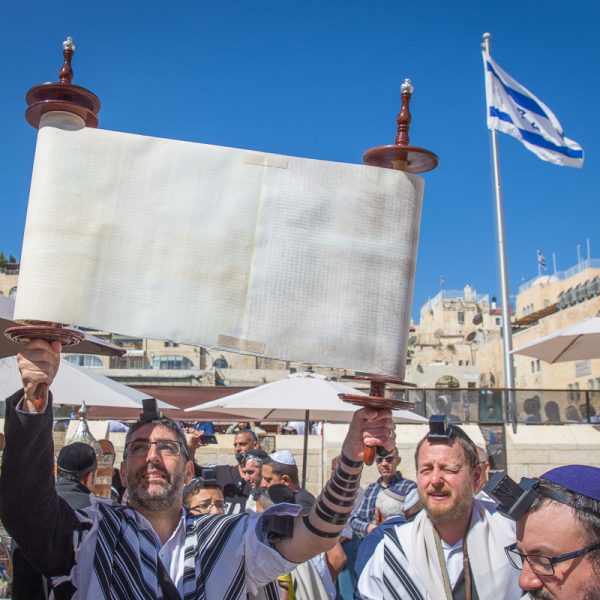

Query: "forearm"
left=276, top=453, right=363, bottom=562
left=0, top=390, right=78, bottom=576
left=349, top=512, right=371, bottom=537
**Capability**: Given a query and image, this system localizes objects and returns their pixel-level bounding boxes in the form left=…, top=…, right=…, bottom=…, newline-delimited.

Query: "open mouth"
left=428, top=491, right=451, bottom=501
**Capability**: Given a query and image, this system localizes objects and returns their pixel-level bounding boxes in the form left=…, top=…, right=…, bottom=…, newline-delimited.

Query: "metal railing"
left=389, top=387, right=600, bottom=425
left=518, top=258, right=600, bottom=293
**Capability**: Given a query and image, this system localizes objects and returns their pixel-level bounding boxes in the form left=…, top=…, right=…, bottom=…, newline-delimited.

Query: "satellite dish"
left=472, top=312, right=483, bottom=325
left=466, top=331, right=477, bottom=343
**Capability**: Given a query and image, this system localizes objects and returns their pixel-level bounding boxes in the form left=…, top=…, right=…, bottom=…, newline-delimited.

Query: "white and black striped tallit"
left=383, top=528, right=425, bottom=600
left=89, top=504, right=280, bottom=600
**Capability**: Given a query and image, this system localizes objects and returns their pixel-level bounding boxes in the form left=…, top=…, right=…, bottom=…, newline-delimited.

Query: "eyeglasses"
left=188, top=501, right=226, bottom=513
left=125, top=439, right=186, bottom=457
left=505, top=542, right=600, bottom=576
left=376, top=455, right=397, bottom=464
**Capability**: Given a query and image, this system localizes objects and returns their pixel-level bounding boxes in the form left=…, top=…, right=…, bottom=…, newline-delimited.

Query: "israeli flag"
left=482, top=51, right=583, bottom=168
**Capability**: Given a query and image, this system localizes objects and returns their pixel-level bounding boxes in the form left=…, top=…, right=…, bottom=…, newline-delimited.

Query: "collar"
left=379, top=471, right=404, bottom=488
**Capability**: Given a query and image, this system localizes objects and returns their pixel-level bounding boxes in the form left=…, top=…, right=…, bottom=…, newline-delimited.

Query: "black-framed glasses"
left=188, top=501, right=226, bottom=513
left=125, top=439, right=186, bottom=457
left=505, top=542, right=600, bottom=576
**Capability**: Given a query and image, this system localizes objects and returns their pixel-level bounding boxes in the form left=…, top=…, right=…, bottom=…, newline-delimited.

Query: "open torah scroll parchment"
left=15, top=120, right=423, bottom=377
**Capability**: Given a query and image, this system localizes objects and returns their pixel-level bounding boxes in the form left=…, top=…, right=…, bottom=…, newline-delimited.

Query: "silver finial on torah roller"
left=401, top=78, right=413, bottom=95
left=63, top=36, right=75, bottom=52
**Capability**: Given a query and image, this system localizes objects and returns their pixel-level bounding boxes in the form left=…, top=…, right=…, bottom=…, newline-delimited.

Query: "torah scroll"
left=15, top=113, right=423, bottom=377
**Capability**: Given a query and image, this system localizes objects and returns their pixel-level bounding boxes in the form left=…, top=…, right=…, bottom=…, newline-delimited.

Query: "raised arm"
left=0, top=340, right=81, bottom=577
left=275, top=407, right=394, bottom=562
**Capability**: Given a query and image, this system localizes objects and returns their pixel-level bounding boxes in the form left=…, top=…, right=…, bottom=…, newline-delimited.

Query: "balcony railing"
left=389, top=387, right=600, bottom=425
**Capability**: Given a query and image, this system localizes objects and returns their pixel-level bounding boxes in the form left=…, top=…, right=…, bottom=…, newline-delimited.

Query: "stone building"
left=406, top=285, right=503, bottom=389
left=477, top=259, right=600, bottom=391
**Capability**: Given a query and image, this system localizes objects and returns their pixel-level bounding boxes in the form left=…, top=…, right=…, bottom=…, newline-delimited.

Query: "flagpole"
left=482, top=33, right=517, bottom=432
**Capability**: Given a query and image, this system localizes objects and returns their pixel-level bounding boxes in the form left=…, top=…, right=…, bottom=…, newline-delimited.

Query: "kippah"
left=541, top=465, right=600, bottom=502
left=57, top=442, right=97, bottom=475
left=270, top=450, right=296, bottom=466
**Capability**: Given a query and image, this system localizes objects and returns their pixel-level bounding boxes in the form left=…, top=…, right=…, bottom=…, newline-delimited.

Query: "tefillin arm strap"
left=303, top=454, right=362, bottom=538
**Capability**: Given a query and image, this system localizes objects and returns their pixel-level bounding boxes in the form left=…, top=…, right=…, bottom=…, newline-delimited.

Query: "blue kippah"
left=541, top=465, right=600, bottom=502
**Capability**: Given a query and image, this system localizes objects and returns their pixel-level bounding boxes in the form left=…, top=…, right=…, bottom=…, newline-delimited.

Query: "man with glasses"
left=183, top=478, right=226, bottom=516
left=358, top=424, right=521, bottom=599
left=504, top=465, right=600, bottom=600
left=190, top=428, right=261, bottom=514
left=349, top=447, right=415, bottom=538
left=1, top=339, right=396, bottom=599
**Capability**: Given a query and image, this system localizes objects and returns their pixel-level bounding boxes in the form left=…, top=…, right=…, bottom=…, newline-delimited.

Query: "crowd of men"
left=0, top=339, right=599, bottom=599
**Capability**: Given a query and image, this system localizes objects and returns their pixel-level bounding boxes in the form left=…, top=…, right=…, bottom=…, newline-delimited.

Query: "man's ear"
left=282, top=474, right=291, bottom=486
left=83, top=471, right=96, bottom=490
left=472, top=463, right=484, bottom=493
left=184, top=460, right=194, bottom=485
left=119, top=461, right=127, bottom=486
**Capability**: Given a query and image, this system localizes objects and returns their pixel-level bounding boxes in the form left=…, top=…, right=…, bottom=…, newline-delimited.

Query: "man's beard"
left=421, top=486, right=472, bottom=526
left=128, top=464, right=184, bottom=511
left=529, top=584, right=600, bottom=600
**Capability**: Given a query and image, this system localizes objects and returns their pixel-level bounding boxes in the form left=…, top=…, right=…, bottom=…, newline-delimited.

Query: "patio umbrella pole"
left=302, top=409, right=309, bottom=487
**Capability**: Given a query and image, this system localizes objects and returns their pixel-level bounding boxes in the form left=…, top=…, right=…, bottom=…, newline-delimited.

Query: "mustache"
left=135, top=463, right=170, bottom=480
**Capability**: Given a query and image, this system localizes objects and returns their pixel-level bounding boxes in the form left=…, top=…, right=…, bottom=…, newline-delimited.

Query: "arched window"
left=8, top=287, right=17, bottom=300
left=435, top=375, right=460, bottom=389
left=63, top=354, right=103, bottom=368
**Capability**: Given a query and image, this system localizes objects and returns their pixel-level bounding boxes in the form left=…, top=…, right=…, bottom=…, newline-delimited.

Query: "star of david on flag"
left=482, top=51, right=583, bottom=168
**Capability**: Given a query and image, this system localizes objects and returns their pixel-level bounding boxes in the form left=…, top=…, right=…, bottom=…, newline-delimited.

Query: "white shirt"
left=440, top=537, right=464, bottom=589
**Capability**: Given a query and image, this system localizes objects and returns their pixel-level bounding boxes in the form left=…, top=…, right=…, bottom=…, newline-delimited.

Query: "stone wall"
left=9, top=420, right=599, bottom=497
left=505, top=424, right=600, bottom=480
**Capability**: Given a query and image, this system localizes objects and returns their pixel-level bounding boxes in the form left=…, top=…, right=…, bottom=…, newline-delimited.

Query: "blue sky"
left=1, top=1, right=597, bottom=320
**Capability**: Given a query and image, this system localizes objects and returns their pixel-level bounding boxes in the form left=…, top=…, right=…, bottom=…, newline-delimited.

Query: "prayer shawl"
left=52, top=503, right=284, bottom=600
left=291, top=556, right=334, bottom=600
left=358, top=498, right=522, bottom=600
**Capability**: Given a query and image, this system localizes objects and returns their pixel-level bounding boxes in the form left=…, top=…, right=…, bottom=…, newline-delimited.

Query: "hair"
left=235, top=429, right=259, bottom=445
left=544, top=401, right=561, bottom=422
left=524, top=395, right=541, bottom=415
left=530, top=479, right=600, bottom=574
left=266, top=458, right=300, bottom=486
left=124, top=416, right=189, bottom=459
left=264, top=483, right=296, bottom=504
left=183, top=478, right=224, bottom=505
left=376, top=490, right=406, bottom=521
left=566, top=405, right=581, bottom=421
left=414, top=429, right=479, bottom=472
left=56, top=468, right=94, bottom=483
left=240, top=449, right=269, bottom=466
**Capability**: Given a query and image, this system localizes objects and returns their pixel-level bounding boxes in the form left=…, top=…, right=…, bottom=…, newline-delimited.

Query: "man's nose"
left=518, top=559, right=543, bottom=592
left=430, top=468, right=444, bottom=486
left=146, top=442, right=163, bottom=462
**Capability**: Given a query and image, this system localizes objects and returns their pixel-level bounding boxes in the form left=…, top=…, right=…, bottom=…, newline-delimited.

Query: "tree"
left=0, top=253, right=6, bottom=268
left=8, top=255, right=16, bottom=263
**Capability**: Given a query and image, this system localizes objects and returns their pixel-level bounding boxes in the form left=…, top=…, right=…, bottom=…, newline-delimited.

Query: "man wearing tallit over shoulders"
left=0, top=340, right=397, bottom=600
left=358, top=419, right=521, bottom=599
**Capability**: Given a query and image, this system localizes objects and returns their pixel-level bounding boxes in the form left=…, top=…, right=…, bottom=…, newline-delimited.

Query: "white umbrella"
left=184, top=371, right=426, bottom=485
left=512, top=317, right=600, bottom=363
left=184, top=371, right=426, bottom=423
left=0, top=356, right=176, bottom=410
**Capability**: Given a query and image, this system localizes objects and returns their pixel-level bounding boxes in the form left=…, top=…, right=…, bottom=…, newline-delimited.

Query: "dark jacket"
left=1, top=391, right=86, bottom=600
